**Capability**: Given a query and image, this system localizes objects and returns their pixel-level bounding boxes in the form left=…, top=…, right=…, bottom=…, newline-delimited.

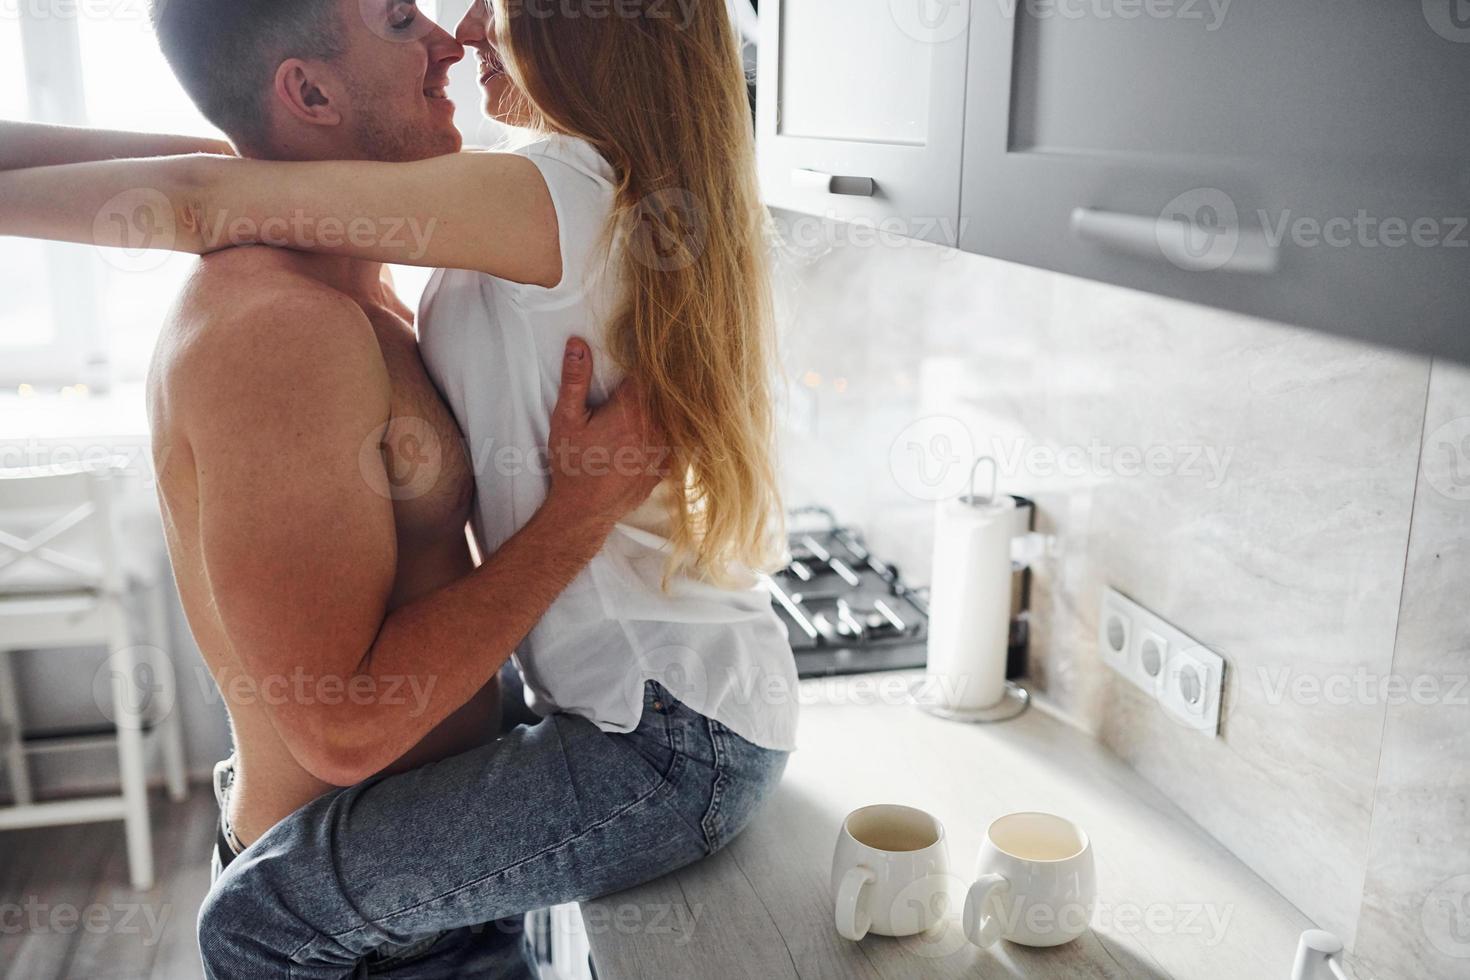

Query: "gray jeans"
left=222, top=764, right=540, bottom=978
left=199, top=681, right=789, bottom=979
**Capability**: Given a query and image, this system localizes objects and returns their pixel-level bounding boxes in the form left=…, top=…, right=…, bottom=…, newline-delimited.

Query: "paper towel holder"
left=911, top=455, right=1032, bottom=725
left=911, top=678, right=1030, bottom=724
left=959, top=457, right=1000, bottom=508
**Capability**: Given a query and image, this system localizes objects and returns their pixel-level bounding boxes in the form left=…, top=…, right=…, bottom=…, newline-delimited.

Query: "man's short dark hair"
left=151, top=0, right=347, bottom=150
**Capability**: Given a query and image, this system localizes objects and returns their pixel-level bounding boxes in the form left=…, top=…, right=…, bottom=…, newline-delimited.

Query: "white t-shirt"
left=417, top=135, right=799, bottom=752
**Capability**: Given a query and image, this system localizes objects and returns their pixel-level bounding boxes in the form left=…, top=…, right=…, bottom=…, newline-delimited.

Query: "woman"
left=1, top=0, right=798, bottom=974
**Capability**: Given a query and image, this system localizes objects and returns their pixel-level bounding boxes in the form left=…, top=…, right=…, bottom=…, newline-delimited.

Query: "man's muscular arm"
left=177, top=284, right=659, bottom=785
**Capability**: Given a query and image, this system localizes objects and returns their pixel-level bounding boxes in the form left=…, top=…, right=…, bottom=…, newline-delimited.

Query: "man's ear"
left=272, top=59, right=344, bottom=127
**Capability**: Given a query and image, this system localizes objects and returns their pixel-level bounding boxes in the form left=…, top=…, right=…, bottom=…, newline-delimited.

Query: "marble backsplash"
left=769, top=211, right=1467, bottom=978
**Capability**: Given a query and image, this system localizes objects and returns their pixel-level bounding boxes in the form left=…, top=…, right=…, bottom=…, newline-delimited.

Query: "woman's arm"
left=0, top=121, right=234, bottom=171
left=0, top=150, right=561, bottom=286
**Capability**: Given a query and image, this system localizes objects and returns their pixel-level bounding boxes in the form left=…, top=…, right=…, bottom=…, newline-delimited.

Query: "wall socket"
left=1098, top=588, right=1225, bottom=737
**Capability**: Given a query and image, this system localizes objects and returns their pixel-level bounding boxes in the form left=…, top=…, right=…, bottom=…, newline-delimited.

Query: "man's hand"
left=546, top=338, right=668, bottom=529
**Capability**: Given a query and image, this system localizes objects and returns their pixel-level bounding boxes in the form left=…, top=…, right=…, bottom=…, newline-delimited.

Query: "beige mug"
left=831, top=804, right=951, bottom=941
left=963, top=811, right=1096, bottom=948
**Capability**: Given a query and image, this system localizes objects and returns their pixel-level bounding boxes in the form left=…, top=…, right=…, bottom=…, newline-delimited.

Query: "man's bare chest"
left=362, top=307, right=475, bottom=534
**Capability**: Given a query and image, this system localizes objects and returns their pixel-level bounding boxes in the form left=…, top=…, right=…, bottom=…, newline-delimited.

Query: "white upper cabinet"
left=756, top=0, right=970, bottom=246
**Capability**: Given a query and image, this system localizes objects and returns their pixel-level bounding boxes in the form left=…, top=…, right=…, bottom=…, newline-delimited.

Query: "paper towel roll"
left=926, top=494, right=1017, bottom=710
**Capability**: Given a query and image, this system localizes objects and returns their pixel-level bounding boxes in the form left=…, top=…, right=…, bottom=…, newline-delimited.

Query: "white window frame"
left=4, top=8, right=105, bottom=389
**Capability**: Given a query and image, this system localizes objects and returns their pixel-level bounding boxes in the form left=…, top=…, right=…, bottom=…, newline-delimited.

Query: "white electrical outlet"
left=1097, top=593, right=1132, bottom=675
left=1098, top=588, right=1225, bottom=737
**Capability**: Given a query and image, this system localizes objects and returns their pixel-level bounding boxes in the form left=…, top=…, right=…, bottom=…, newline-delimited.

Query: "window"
left=1, top=3, right=219, bottom=389
left=1, top=0, right=461, bottom=390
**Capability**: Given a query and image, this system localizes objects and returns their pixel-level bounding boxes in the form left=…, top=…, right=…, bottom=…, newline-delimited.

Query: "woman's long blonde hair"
left=496, top=0, right=781, bottom=583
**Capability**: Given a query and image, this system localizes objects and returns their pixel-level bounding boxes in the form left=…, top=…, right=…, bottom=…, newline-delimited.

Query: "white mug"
left=831, top=804, right=951, bottom=941
left=963, top=811, right=1096, bottom=948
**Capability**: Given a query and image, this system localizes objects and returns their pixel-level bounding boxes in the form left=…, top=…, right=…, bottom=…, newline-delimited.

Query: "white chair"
left=0, top=459, right=187, bottom=890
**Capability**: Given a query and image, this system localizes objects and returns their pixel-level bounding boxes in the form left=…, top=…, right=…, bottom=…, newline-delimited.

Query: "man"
left=2, top=0, right=662, bottom=973
left=0, top=2, right=794, bottom=976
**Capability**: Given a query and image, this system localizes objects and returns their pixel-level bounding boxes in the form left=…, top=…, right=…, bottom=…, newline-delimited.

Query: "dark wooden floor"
left=0, top=787, right=216, bottom=980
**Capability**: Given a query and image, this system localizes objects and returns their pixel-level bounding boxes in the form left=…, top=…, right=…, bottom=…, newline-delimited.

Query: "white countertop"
left=584, top=673, right=1316, bottom=979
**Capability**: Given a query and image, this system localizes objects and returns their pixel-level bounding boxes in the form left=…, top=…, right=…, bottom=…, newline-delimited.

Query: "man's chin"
left=415, top=119, right=464, bottom=158
left=364, top=124, right=464, bottom=162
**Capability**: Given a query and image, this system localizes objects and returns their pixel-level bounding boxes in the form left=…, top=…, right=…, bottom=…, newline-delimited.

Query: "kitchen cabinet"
left=758, top=0, right=1470, bottom=363
left=959, top=0, right=1470, bottom=362
left=755, top=0, right=970, bottom=246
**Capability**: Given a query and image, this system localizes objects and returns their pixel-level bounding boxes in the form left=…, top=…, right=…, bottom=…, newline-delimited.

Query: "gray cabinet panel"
left=961, top=0, right=1470, bottom=362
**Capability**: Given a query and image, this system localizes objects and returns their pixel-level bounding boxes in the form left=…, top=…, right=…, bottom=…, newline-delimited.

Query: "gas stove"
left=765, top=511, right=931, bottom=678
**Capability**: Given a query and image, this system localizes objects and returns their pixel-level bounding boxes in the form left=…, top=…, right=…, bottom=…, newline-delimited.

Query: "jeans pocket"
left=626, top=697, right=682, bottom=783
left=700, top=723, right=789, bottom=853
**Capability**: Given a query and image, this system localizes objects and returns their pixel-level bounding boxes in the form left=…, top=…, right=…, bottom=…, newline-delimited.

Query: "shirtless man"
left=0, top=0, right=659, bottom=890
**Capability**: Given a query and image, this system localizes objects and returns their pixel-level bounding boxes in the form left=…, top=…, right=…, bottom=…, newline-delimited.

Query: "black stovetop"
left=766, top=515, right=929, bottom=679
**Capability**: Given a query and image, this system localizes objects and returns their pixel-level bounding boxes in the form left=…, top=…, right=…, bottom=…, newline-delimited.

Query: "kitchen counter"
left=584, top=673, right=1318, bottom=979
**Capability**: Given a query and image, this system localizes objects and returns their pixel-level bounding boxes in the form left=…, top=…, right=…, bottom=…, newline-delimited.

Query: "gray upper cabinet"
left=759, top=1, right=1470, bottom=362
left=960, top=1, right=1470, bottom=362
left=756, top=0, right=970, bottom=246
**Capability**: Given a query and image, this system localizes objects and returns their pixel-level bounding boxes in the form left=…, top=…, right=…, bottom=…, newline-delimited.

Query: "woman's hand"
left=545, top=338, right=669, bottom=532
left=0, top=121, right=233, bottom=172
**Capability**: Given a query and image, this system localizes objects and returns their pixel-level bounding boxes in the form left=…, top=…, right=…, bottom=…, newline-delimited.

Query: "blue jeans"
left=198, top=681, right=790, bottom=979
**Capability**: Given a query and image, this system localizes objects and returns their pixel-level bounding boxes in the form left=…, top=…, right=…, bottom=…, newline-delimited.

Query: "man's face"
left=327, top=0, right=466, bottom=161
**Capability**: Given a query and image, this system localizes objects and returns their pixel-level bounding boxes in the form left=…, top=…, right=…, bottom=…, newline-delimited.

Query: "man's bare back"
left=148, top=247, right=499, bottom=846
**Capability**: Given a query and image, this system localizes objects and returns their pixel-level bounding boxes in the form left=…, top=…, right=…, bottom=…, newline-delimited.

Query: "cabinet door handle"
left=793, top=169, right=877, bottom=198
left=1070, top=207, right=1279, bottom=275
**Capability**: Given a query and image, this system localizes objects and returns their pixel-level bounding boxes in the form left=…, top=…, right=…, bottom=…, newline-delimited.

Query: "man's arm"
left=180, top=287, right=660, bottom=785
left=0, top=121, right=234, bottom=171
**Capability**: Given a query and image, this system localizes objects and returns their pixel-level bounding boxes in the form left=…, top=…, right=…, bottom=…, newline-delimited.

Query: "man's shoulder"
left=182, top=247, right=360, bottom=325
left=159, top=249, right=385, bottom=412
